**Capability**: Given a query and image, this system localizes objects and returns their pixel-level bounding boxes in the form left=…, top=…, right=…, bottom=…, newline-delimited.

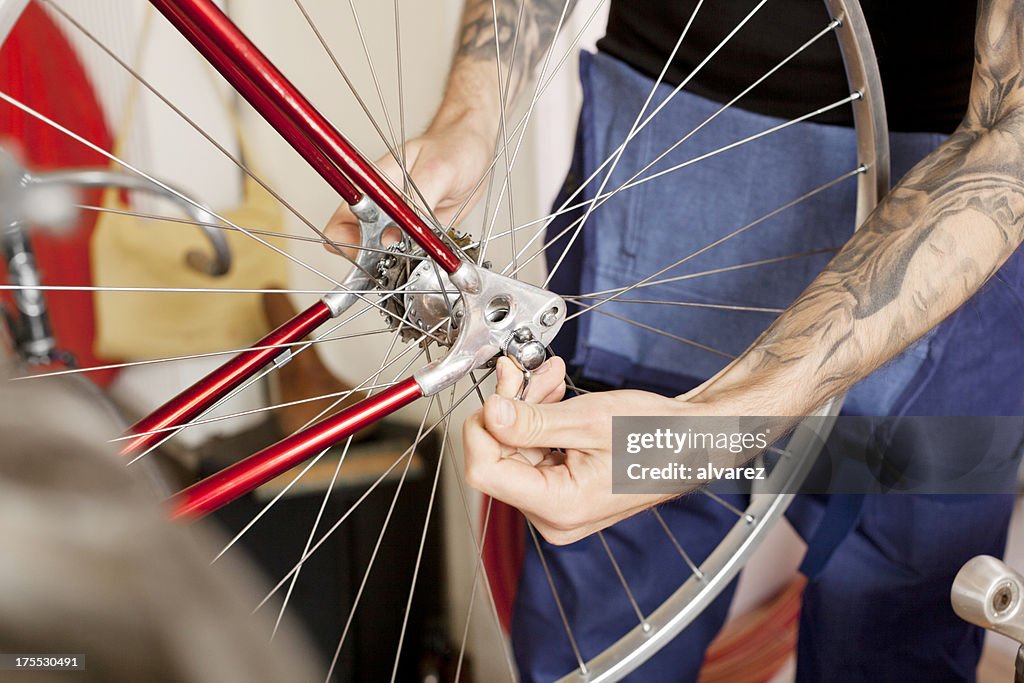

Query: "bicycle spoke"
left=213, top=328, right=431, bottom=561
left=447, top=0, right=611, bottom=234
left=122, top=315, right=433, bottom=447
left=484, top=0, right=521, bottom=278
left=503, top=20, right=847, bottom=278
left=323, top=397, right=434, bottom=683
left=503, top=19, right=840, bottom=261
left=564, top=296, right=784, bottom=314
left=532, top=167, right=859, bottom=329
left=0, top=284, right=430, bottom=295
left=652, top=509, right=704, bottom=580
left=291, top=0, right=402, bottom=168
left=315, top=373, right=496, bottom=681
left=451, top=491, right=519, bottom=683
left=0, top=89, right=444, bottom=335
left=270, top=437, right=352, bottom=639
left=475, top=0, right=577, bottom=269
left=344, top=0, right=400, bottom=152
left=582, top=308, right=733, bottom=359
left=525, top=94, right=860, bottom=284
left=388, top=385, right=455, bottom=683
left=110, top=379, right=401, bottom=443
left=337, top=0, right=472, bottom=260
left=11, top=324, right=392, bottom=381
left=601, top=95, right=861, bottom=199
left=394, top=0, right=408, bottom=198
left=125, top=297, right=440, bottom=465
left=701, top=489, right=755, bottom=524
left=542, top=0, right=705, bottom=289
left=257, top=371, right=493, bottom=612
left=301, top=0, right=441, bottom=222
left=598, top=531, right=649, bottom=631
left=528, top=523, right=589, bottom=675
left=270, top=326, right=407, bottom=639
left=448, top=376, right=531, bottom=683
left=573, top=248, right=843, bottom=301
left=507, top=147, right=854, bottom=281
left=473, top=0, right=527, bottom=272
left=74, top=203, right=428, bottom=258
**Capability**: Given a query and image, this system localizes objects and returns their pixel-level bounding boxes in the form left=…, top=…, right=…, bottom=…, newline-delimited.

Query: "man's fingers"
left=462, top=410, right=545, bottom=505
left=482, top=393, right=599, bottom=450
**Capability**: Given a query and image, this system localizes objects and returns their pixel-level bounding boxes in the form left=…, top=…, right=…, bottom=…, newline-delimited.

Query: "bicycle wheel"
left=0, top=1, right=888, bottom=681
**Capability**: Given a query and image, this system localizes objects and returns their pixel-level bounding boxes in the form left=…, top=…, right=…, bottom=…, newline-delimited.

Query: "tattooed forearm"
left=708, top=0, right=1024, bottom=415
left=455, top=0, right=579, bottom=104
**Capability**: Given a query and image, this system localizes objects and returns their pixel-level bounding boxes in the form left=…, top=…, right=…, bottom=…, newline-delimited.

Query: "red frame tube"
left=149, top=0, right=463, bottom=274
left=128, top=0, right=470, bottom=516
left=121, top=301, right=333, bottom=458
left=169, top=376, right=423, bottom=520
left=150, top=1, right=361, bottom=204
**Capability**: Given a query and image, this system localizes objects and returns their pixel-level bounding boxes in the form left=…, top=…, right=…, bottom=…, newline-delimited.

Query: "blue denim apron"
left=513, top=51, right=1024, bottom=682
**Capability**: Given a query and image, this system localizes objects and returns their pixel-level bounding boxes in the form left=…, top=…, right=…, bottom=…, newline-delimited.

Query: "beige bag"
left=91, top=23, right=289, bottom=360
left=91, top=173, right=289, bottom=360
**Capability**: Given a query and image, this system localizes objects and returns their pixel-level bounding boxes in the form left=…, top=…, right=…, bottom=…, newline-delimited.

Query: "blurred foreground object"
left=0, top=360, right=323, bottom=682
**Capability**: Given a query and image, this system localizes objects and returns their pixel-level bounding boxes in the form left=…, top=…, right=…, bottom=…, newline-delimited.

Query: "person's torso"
left=597, top=0, right=977, bottom=133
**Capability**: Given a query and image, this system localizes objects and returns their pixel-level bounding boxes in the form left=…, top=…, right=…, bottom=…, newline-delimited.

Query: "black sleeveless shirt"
left=597, top=1, right=977, bottom=133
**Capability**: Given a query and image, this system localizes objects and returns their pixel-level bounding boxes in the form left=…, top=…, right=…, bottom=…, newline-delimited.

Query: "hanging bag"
left=91, top=9, right=289, bottom=360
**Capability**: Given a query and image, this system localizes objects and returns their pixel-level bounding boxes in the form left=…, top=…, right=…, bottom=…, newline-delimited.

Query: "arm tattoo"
left=456, top=0, right=579, bottom=102
left=728, top=0, right=1024, bottom=411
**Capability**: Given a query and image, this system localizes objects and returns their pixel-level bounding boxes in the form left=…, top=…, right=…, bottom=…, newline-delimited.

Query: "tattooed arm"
left=434, top=0, right=579, bottom=135
left=462, top=0, right=1024, bottom=544
left=695, top=0, right=1024, bottom=416
left=325, top=0, right=577, bottom=241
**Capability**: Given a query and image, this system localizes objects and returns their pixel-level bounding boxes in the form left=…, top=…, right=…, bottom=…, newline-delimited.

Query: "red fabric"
left=481, top=497, right=525, bottom=632
left=0, top=2, right=117, bottom=384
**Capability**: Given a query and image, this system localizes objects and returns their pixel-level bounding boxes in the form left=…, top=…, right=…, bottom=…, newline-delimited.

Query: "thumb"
left=483, top=394, right=596, bottom=450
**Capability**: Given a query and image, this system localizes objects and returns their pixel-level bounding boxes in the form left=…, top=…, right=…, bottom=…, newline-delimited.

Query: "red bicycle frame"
left=126, top=0, right=463, bottom=519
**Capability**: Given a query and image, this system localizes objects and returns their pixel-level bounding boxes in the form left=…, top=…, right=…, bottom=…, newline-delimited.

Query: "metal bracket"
left=320, top=196, right=397, bottom=317
left=414, top=261, right=566, bottom=396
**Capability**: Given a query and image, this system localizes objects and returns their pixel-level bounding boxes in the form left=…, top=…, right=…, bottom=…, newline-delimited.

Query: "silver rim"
left=555, top=1, right=889, bottom=679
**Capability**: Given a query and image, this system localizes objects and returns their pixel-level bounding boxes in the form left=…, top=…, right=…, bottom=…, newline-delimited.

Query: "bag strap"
left=115, top=5, right=254, bottom=178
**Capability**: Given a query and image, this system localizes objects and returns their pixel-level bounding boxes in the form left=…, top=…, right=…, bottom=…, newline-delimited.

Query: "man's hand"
left=464, top=356, right=690, bottom=545
left=322, top=0, right=581, bottom=257
left=323, top=120, right=494, bottom=258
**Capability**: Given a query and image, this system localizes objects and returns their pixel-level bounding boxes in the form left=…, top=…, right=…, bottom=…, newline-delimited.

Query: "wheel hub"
left=374, top=230, right=479, bottom=347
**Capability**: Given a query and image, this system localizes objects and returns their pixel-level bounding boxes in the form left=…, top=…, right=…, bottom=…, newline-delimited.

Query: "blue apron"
left=513, top=51, right=1024, bottom=682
